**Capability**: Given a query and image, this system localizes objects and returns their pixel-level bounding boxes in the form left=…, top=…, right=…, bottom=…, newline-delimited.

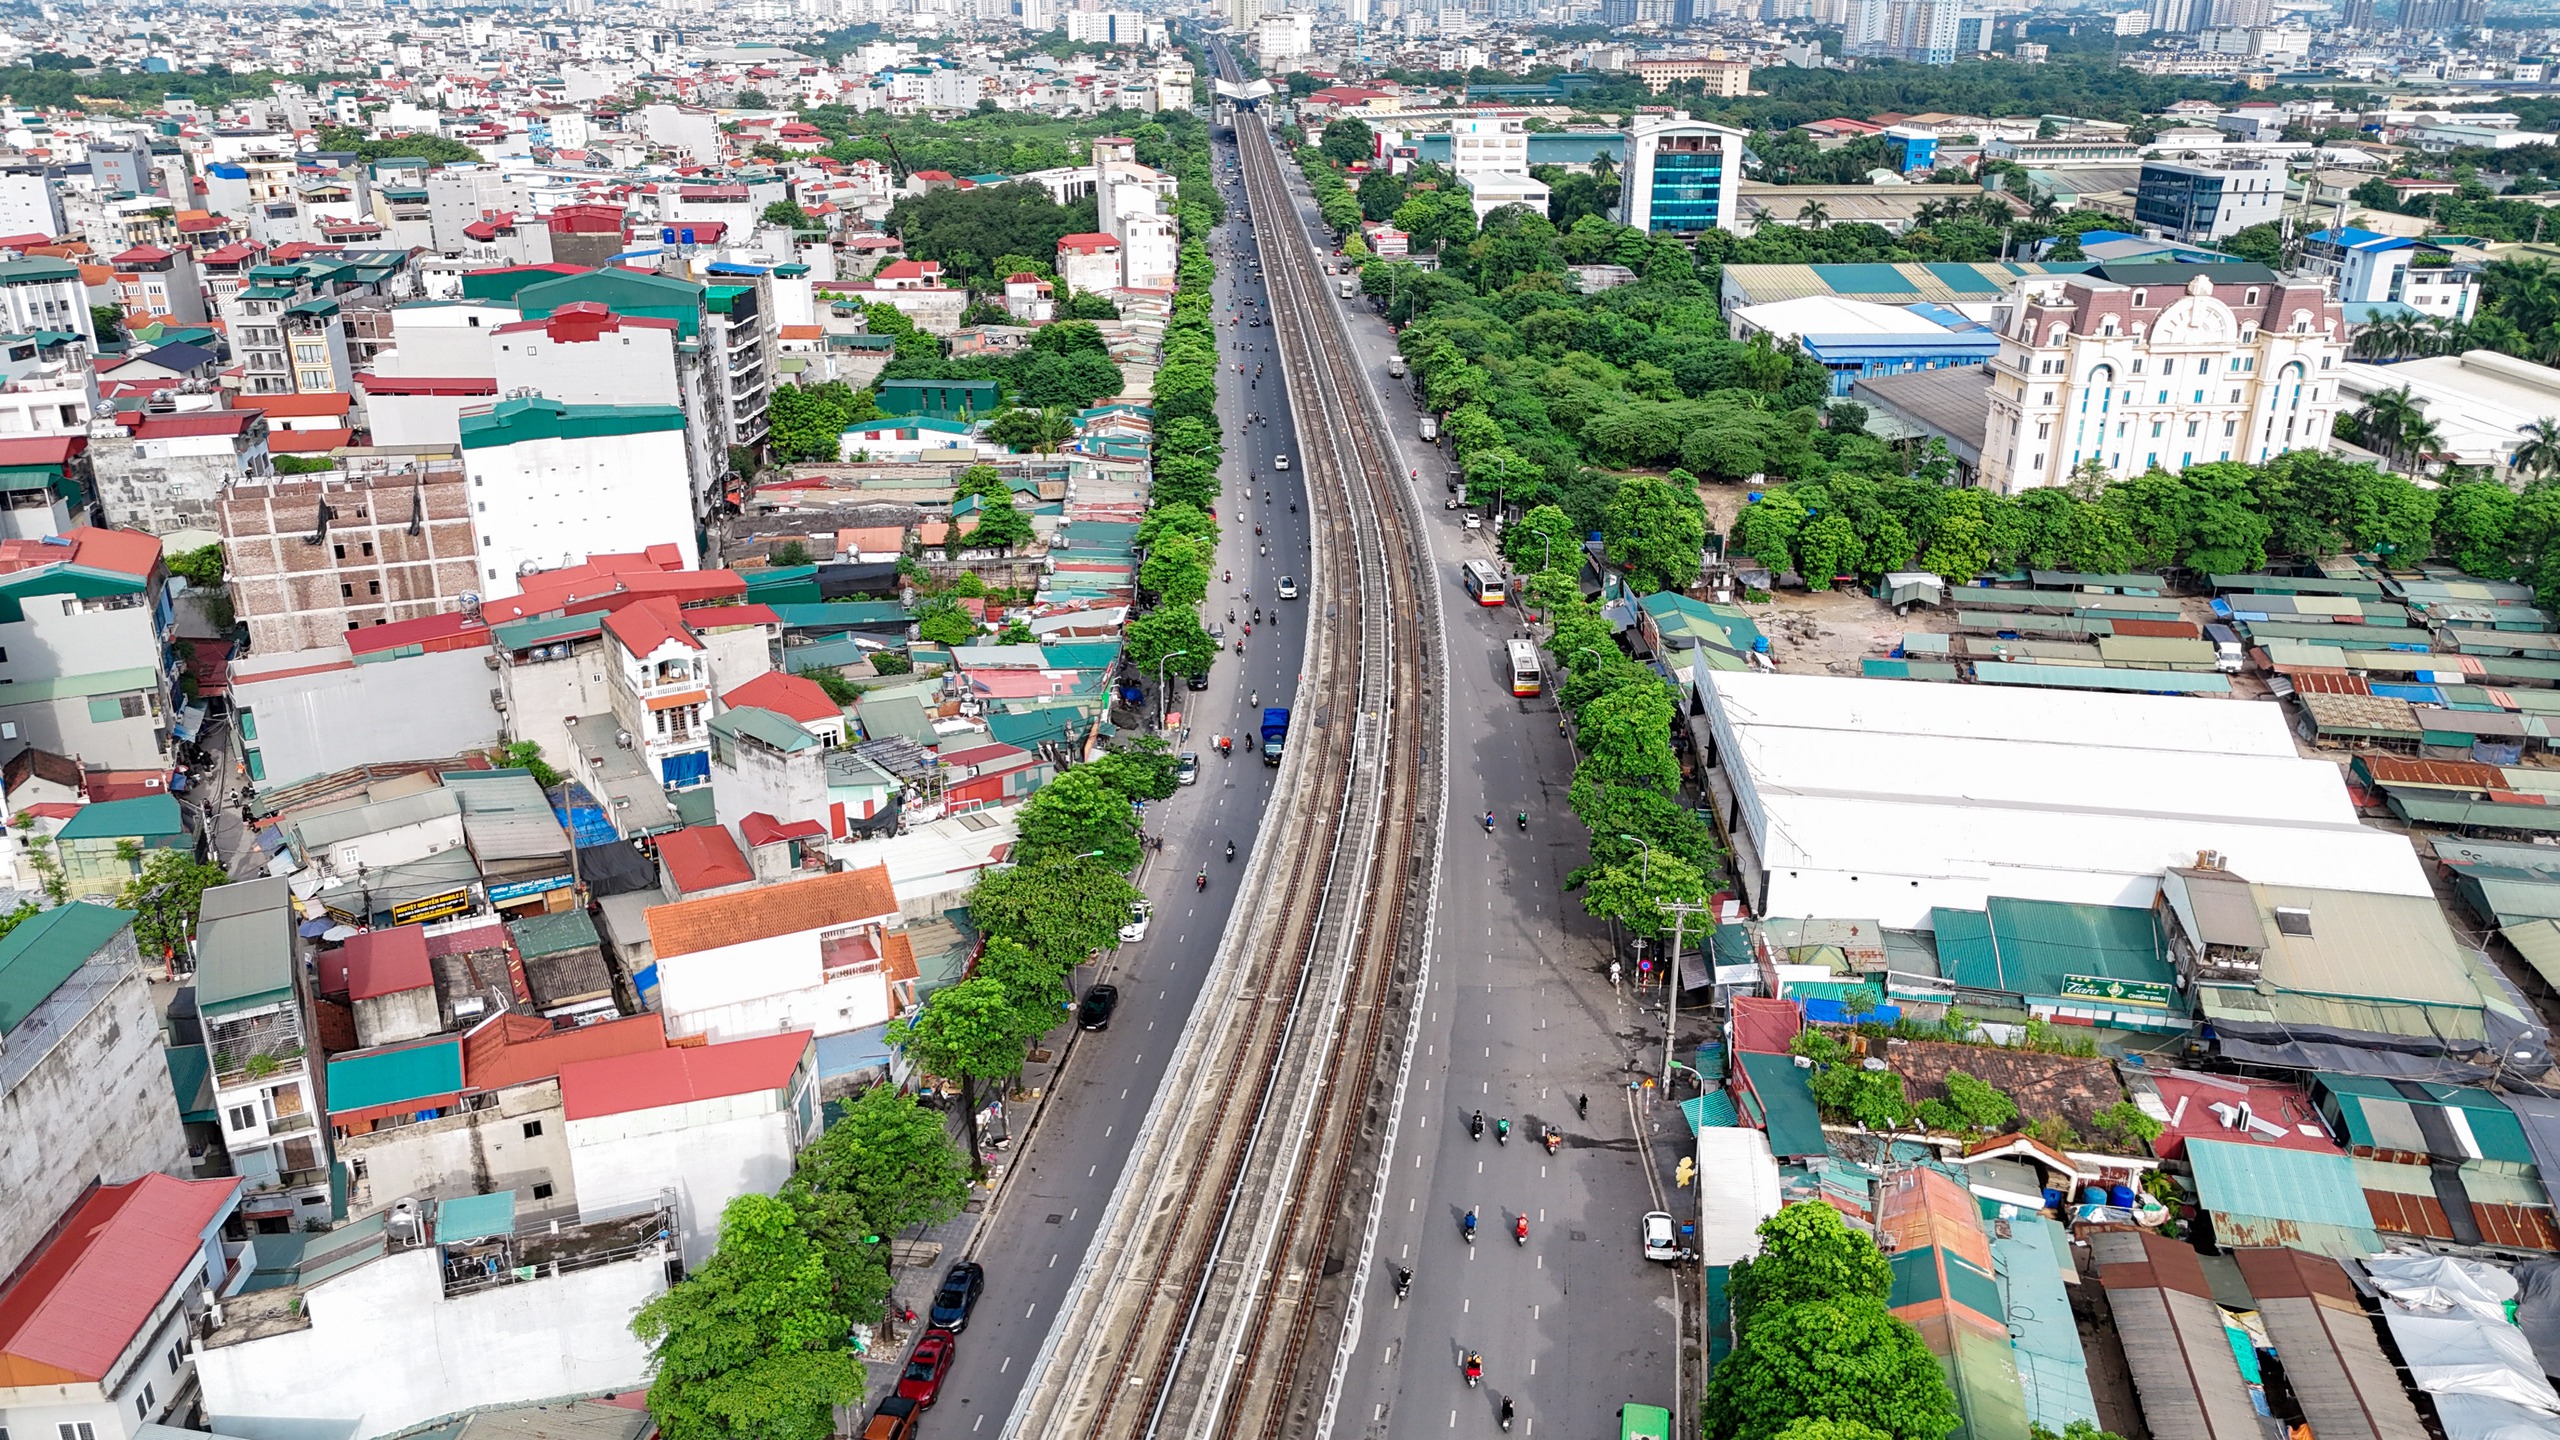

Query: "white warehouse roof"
left=1699, top=671, right=2429, bottom=928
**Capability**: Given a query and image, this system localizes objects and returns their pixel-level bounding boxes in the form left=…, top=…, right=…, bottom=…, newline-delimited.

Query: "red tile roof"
left=266, top=426, right=352, bottom=454
left=342, top=610, right=493, bottom=657
left=740, top=812, right=826, bottom=846
left=109, top=245, right=173, bottom=264
left=721, top=671, right=839, bottom=725
left=1056, top=232, right=1120, bottom=254
left=342, top=923, right=434, bottom=1000
left=646, top=865, right=897, bottom=960
left=558, top=1029, right=811, bottom=1121
left=656, top=824, right=753, bottom=893
left=58, top=526, right=159, bottom=579
left=463, top=1010, right=668, bottom=1092
left=129, top=410, right=258, bottom=440
left=243, top=392, right=354, bottom=418
left=358, top=374, right=500, bottom=397
left=0, top=435, right=83, bottom=467
left=602, top=595, right=701, bottom=657
left=0, top=1173, right=240, bottom=1385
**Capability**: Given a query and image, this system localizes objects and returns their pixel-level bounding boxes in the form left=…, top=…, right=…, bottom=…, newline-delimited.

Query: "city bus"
left=1460, top=559, right=1507, bottom=607
left=1620, top=1404, right=1674, bottom=1440
left=1507, top=639, right=1543, bottom=697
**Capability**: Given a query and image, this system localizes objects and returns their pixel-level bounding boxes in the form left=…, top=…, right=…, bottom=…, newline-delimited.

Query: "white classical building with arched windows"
left=1979, top=263, right=2347, bottom=493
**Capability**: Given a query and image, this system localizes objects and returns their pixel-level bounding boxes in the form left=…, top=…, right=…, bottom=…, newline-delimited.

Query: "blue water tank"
left=2042, top=1188, right=2063, bottom=1209
left=2110, top=1184, right=2137, bottom=1208
left=2081, top=1186, right=2109, bottom=1206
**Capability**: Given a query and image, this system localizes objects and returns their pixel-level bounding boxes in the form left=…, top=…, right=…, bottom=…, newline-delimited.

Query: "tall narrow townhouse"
left=0, top=527, right=178, bottom=770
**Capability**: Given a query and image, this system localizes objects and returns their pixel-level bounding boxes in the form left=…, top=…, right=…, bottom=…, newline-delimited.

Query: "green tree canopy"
left=966, top=855, right=1144, bottom=969
left=632, top=1194, right=868, bottom=1440
left=1604, top=475, right=1707, bottom=594
left=120, top=851, right=232, bottom=964
left=1728, top=1202, right=1894, bottom=1333
left=1011, top=766, right=1142, bottom=869
left=788, top=1083, right=970, bottom=1237
left=884, top=975, right=1027, bottom=1169
left=1706, top=1296, right=1961, bottom=1440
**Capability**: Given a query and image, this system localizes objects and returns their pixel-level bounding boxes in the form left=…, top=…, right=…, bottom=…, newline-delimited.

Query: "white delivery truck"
left=1419, top=414, right=1440, bottom=442
left=1336, top=274, right=1358, bottom=299
left=1387, top=353, right=1407, bottom=379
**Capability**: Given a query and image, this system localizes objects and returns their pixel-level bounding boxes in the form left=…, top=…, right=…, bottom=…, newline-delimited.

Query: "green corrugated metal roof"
left=1932, top=898, right=2174, bottom=1006
left=0, top=902, right=133, bottom=1034
left=2186, top=1137, right=2379, bottom=1231
left=2315, top=1072, right=2537, bottom=1166
left=166, top=1040, right=215, bottom=1124
left=506, top=907, right=599, bottom=958
left=1681, top=1091, right=1738, bottom=1131
left=436, top=1189, right=516, bottom=1244
left=713, top=704, right=820, bottom=753
left=459, top=396, right=685, bottom=449
left=56, top=793, right=184, bottom=841
left=1972, top=661, right=2231, bottom=694
left=1734, top=1049, right=1827, bottom=1159
left=1997, top=1217, right=2100, bottom=1433
left=325, top=1038, right=464, bottom=1114
left=1891, top=1246, right=1942, bottom=1305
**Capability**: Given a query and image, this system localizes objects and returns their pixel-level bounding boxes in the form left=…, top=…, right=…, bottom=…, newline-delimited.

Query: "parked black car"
left=1078, top=984, right=1121, bottom=1030
left=928, top=1262, right=984, bottom=1332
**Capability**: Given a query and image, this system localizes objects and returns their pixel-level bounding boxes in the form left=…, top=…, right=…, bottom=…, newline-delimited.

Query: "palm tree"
left=2424, top=317, right=2471, bottom=357
left=2354, top=384, right=2428, bottom=467
left=1796, top=198, right=1830, bottom=230
left=2517, top=418, right=2560, bottom=480
left=2399, top=411, right=2446, bottom=472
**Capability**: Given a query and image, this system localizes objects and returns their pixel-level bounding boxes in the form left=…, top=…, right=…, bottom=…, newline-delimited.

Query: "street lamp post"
left=1157, top=650, right=1190, bottom=732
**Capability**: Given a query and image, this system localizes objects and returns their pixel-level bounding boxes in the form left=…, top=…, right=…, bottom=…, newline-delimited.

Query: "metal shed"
left=2230, top=1247, right=2431, bottom=1440
left=2091, top=1229, right=2264, bottom=1440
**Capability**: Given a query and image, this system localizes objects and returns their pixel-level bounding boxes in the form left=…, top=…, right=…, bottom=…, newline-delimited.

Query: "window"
left=2132, top=290, right=2146, bottom=307
left=2225, top=419, right=2239, bottom=437
left=2230, top=389, right=2243, bottom=404
left=367, top=581, right=380, bottom=595
left=2187, top=421, right=2201, bottom=437
left=2245, top=288, right=2259, bottom=305
left=340, top=583, right=353, bottom=599
left=138, top=1384, right=155, bottom=1418
left=362, top=541, right=374, bottom=557
left=332, top=543, right=345, bottom=559
left=2163, top=358, right=2177, bottom=376
left=2157, top=391, right=2169, bottom=404
left=522, top=1119, right=544, bottom=1138
left=2151, top=421, right=2165, bottom=438
left=63, top=1423, right=95, bottom=1440
left=228, top=1102, right=255, bottom=1131
left=168, top=1339, right=186, bottom=1372
left=2037, top=422, right=2050, bottom=439
left=533, top=1181, right=555, bottom=1199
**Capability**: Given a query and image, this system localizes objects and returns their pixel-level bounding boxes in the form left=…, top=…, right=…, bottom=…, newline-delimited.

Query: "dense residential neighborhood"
left=8, top=0, right=2560, bottom=1439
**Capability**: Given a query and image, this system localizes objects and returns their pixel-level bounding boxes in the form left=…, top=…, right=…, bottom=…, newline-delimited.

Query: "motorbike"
left=1495, top=1118, right=1509, bottom=1145
left=1462, top=1208, right=1477, bottom=1244
left=1234, top=639, right=1245, bottom=655
left=1576, top=1093, right=1590, bottom=1119
left=1500, top=1398, right=1515, bottom=1432
left=1225, top=841, right=1236, bottom=862
left=1481, top=811, right=1495, bottom=834
left=1464, top=1353, right=1482, bottom=1388
left=1543, top=1127, right=1561, bottom=1156
left=1395, top=1267, right=1412, bottom=1301
left=1514, top=1215, right=1528, bottom=1246
left=1470, top=1110, right=1485, bottom=1141
left=1516, top=811, right=1528, bottom=831
left=1195, top=869, right=1209, bottom=893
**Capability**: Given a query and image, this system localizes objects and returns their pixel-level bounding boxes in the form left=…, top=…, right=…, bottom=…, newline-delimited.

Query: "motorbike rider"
left=1225, top=839, right=1237, bottom=861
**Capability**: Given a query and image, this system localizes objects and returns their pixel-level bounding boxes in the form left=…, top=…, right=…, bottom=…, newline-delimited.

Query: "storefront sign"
left=487, top=874, right=575, bottom=905
left=390, top=890, right=475, bottom=926
left=2059, top=973, right=2174, bottom=1008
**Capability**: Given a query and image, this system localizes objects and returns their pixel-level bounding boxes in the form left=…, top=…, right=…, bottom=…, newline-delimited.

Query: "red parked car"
left=898, top=1330, right=956, bottom=1409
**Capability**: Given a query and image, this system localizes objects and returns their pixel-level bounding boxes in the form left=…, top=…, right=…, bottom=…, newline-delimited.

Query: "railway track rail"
left=1001, top=71, right=1446, bottom=1440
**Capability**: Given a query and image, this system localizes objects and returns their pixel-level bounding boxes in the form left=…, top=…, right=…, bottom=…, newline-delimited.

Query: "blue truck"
left=1261, top=707, right=1289, bottom=765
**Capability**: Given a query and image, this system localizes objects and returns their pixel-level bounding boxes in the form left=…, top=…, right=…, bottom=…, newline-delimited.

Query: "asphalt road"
left=920, top=136, right=1318, bottom=1437
left=1246, top=135, right=1695, bottom=1439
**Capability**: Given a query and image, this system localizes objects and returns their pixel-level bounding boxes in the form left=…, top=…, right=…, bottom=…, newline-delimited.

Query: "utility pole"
left=1659, top=900, right=1713, bottom=1091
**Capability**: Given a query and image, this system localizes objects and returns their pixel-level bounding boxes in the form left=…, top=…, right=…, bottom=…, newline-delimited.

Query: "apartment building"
left=220, top=459, right=479, bottom=651
left=1619, top=112, right=1748, bottom=234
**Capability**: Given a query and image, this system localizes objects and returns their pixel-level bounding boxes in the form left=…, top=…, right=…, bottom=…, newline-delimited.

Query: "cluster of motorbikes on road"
left=1401, top=1091, right=1589, bottom=1431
